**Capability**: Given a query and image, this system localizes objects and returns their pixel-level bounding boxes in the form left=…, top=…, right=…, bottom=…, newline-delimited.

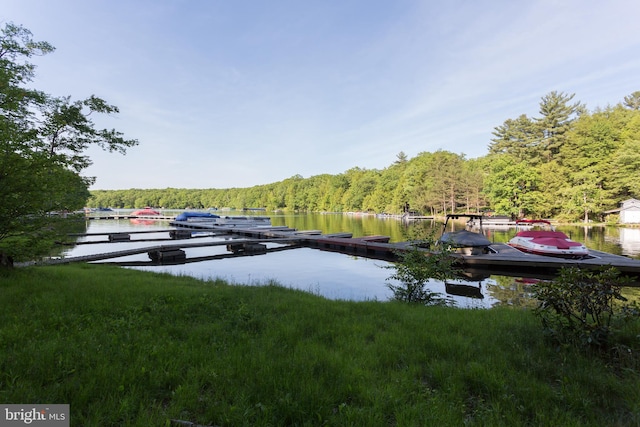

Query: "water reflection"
left=487, top=276, right=538, bottom=309
left=619, top=228, right=640, bottom=257
left=65, top=213, right=640, bottom=308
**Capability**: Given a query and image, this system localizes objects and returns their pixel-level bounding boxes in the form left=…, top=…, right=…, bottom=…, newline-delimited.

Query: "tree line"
left=89, top=150, right=486, bottom=216
left=89, top=90, right=640, bottom=222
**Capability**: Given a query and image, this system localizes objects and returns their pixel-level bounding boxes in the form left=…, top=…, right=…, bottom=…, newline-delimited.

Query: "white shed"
left=618, top=199, right=640, bottom=224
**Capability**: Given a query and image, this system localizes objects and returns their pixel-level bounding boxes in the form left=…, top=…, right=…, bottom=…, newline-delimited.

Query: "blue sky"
left=3, top=0, right=639, bottom=190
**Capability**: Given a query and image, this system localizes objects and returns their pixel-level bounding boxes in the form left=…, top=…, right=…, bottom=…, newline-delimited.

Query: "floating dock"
left=458, top=243, right=640, bottom=278
left=84, top=214, right=176, bottom=221
left=167, top=221, right=640, bottom=279
left=49, top=221, right=640, bottom=283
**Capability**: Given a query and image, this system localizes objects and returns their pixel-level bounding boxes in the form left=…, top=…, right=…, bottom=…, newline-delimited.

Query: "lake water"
left=63, top=212, right=640, bottom=308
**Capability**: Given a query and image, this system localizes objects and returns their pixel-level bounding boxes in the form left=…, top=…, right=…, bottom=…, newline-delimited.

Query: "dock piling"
left=148, top=249, right=187, bottom=263
left=109, top=233, right=131, bottom=242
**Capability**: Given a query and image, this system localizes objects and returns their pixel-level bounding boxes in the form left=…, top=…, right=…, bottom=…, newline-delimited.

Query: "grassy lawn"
left=1, top=264, right=639, bottom=426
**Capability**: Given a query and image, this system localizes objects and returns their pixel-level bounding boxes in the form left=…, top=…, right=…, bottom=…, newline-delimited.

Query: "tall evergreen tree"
left=623, top=91, right=640, bottom=110
left=394, top=151, right=408, bottom=164
left=489, top=114, right=540, bottom=163
left=535, top=91, right=583, bottom=162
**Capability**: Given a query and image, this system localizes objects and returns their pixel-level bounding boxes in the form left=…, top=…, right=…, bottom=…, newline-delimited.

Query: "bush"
left=531, top=266, right=639, bottom=349
left=385, top=229, right=459, bottom=306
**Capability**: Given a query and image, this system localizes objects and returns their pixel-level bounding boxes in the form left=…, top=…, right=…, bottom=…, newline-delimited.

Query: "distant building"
left=604, top=198, right=640, bottom=224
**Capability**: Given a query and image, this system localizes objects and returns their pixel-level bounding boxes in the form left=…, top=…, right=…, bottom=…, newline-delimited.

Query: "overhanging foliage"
left=0, top=22, right=137, bottom=261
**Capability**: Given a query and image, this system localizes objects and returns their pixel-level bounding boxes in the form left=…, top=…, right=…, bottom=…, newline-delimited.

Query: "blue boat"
left=174, top=211, right=220, bottom=221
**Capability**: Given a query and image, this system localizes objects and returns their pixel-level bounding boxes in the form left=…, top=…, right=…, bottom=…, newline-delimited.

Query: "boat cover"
left=513, top=230, right=582, bottom=249
left=439, top=230, right=491, bottom=247
left=132, top=208, right=161, bottom=215
left=515, top=230, right=570, bottom=239
left=175, top=211, right=220, bottom=221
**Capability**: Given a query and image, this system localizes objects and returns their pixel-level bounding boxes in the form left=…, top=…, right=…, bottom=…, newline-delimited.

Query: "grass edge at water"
left=1, top=264, right=639, bottom=426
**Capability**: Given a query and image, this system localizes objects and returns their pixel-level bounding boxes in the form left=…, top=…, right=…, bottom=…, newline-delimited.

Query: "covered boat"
left=172, top=212, right=272, bottom=227
left=438, top=214, right=492, bottom=255
left=131, top=207, right=161, bottom=216
left=174, top=211, right=220, bottom=221
left=210, top=216, right=271, bottom=227
left=508, top=220, right=589, bottom=259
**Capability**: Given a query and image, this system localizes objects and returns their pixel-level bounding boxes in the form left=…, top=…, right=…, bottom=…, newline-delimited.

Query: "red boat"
left=508, top=220, right=589, bottom=259
left=131, top=207, right=161, bottom=216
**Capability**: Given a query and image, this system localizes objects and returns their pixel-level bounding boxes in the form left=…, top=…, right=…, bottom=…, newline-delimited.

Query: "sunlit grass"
left=1, top=264, right=639, bottom=426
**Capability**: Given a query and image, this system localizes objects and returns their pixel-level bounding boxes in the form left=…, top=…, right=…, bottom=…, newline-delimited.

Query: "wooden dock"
left=173, top=223, right=640, bottom=280
left=84, top=214, right=176, bottom=221
left=456, top=244, right=640, bottom=278
left=48, top=237, right=303, bottom=265
left=168, top=221, right=640, bottom=279
left=48, top=221, right=640, bottom=283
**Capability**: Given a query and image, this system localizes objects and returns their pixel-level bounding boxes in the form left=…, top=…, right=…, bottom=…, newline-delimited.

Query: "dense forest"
left=88, top=91, right=640, bottom=222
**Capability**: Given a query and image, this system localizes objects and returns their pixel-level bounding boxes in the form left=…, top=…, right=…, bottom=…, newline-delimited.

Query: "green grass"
left=1, top=264, right=639, bottom=426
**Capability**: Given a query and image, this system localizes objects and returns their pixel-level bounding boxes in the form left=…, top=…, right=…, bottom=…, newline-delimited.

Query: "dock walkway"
left=168, top=221, right=640, bottom=278
left=47, top=237, right=303, bottom=265
left=84, top=214, right=176, bottom=221
left=46, top=221, right=640, bottom=282
left=459, top=243, right=640, bottom=277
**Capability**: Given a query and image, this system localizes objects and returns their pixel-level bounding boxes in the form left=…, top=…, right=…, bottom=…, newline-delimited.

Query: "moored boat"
left=131, top=207, right=161, bottom=216
left=508, top=220, right=589, bottom=259
left=211, top=216, right=272, bottom=227
left=438, top=214, right=492, bottom=255
left=174, top=211, right=220, bottom=222
left=172, top=212, right=272, bottom=228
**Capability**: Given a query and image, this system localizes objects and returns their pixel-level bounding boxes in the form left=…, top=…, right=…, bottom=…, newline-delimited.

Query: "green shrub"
left=532, top=266, right=639, bottom=349
left=385, top=229, right=459, bottom=305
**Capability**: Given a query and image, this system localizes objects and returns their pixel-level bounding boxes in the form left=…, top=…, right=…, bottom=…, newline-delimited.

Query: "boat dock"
left=459, top=243, right=640, bottom=278
left=48, top=237, right=304, bottom=265
left=49, top=221, right=640, bottom=282
left=84, top=214, right=176, bottom=221
left=168, top=221, right=640, bottom=279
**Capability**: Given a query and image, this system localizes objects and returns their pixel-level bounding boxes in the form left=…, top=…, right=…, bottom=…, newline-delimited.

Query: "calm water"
left=63, top=212, right=640, bottom=308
